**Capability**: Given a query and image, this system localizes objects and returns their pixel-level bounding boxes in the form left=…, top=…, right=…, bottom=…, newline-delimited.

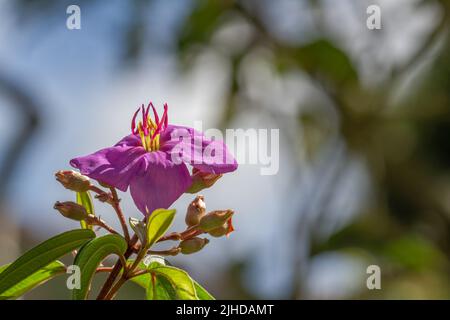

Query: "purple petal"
left=160, top=125, right=238, bottom=174
left=70, top=144, right=147, bottom=191
left=115, top=134, right=142, bottom=147
left=129, top=151, right=192, bottom=215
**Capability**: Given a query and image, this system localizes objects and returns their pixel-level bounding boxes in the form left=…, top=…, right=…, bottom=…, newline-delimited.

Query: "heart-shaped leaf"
left=0, top=229, right=95, bottom=296
left=72, top=234, right=127, bottom=300
left=0, top=261, right=66, bottom=300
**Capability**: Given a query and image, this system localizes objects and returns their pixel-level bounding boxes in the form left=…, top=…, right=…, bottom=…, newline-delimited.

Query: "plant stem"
left=103, top=277, right=127, bottom=300
left=130, top=248, right=147, bottom=271
left=156, top=232, right=182, bottom=242
left=131, top=227, right=205, bottom=253
left=89, top=185, right=106, bottom=195
left=97, top=212, right=192, bottom=299
left=103, top=242, right=148, bottom=300
left=96, top=267, right=114, bottom=273
left=96, top=234, right=138, bottom=300
left=109, top=187, right=131, bottom=243
left=157, top=225, right=203, bottom=243
left=148, top=247, right=181, bottom=256
left=89, top=185, right=130, bottom=242
left=86, top=215, right=119, bottom=235
left=127, top=269, right=151, bottom=279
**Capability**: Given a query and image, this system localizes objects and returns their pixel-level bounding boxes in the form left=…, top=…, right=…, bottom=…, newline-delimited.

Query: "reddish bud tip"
left=199, top=210, right=234, bottom=232
left=208, top=216, right=235, bottom=238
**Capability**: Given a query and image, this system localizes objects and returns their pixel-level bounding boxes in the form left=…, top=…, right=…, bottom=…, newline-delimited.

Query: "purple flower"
left=70, top=103, right=238, bottom=215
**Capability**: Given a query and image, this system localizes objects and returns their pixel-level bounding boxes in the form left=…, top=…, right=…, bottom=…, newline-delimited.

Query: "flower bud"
left=208, top=217, right=235, bottom=238
left=186, top=168, right=222, bottom=194
left=185, top=195, right=206, bottom=227
left=199, top=210, right=234, bottom=232
left=55, top=170, right=91, bottom=192
left=54, top=201, right=89, bottom=221
left=179, top=237, right=209, bottom=255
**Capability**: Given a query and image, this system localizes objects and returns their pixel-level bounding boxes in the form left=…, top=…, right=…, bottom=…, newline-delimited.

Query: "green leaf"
left=0, top=261, right=66, bottom=300
left=148, top=266, right=197, bottom=300
left=127, top=257, right=160, bottom=289
left=193, top=280, right=215, bottom=300
left=290, top=39, right=358, bottom=87
left=76, top=191, right=95, bottom=229
left=72, top=234, right=127, bottom=300
left=0, top=229, right=95, bottom=296
left=129, top=271, right=151, bottom=289
left=146, top=274, right=177, bottom=300
left=146, top=209, right=176, bottom=249
left=128, top=258, right=214, bottom=300
left=129, top=217, right=147, bottom=245
left=177, top=0, right=231, bottom=56
left=383, top=235, right=446, bottom=271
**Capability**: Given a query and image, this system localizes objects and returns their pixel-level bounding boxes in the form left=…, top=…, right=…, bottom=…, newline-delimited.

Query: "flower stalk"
left=109, top=187, right=131, bottom=243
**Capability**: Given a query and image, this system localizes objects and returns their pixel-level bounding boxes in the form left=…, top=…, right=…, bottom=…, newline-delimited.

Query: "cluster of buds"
left=54, top=171, right=118, bottom=233
left=176, top=195, right=235, bottom=255
left=54, top=169, right=236, bottom=258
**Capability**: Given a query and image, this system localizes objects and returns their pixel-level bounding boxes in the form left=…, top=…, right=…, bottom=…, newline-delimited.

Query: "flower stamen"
left=131, top=102, right=168, bottom=152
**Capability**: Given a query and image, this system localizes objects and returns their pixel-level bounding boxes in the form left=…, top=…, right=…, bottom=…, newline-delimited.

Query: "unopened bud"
left=54, top=201, right=88, bottom=221
left=166, top=247, right=182, bottom=256
left=187, top=168, right=222, bottom=193
left=179, top=237, right=209, bottom=254
left=208, top=217, right=235, bottom=238
left=199, top=210, right=234, bottom=232
left=185, top=195, right=206, bottom=227
left=55, top=170, right=91, bottom=192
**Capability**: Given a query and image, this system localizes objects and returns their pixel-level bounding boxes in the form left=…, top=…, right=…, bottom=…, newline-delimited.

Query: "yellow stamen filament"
left=136, top=119, right=161, bottom=152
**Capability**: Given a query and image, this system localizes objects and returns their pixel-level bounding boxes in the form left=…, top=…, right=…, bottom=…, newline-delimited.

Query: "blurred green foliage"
left=175, top=0, right=450, bottom=299
left=5, top=0, right=450, bottom=299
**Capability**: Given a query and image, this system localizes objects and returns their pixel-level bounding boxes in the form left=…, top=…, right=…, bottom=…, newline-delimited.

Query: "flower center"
left=131, top=102, right=168, bottom=152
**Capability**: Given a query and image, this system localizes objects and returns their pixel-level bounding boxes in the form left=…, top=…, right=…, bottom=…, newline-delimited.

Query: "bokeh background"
left=0, top=0, right=449, bottom=299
